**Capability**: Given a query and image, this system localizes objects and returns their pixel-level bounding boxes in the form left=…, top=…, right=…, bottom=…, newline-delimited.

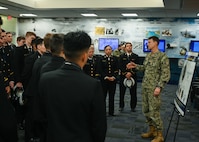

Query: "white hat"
left=123, top=77, right=135, bottom=88
left=13, top=86, right=24, bottom=106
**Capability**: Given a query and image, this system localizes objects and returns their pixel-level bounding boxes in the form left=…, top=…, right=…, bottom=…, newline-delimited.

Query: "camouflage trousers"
left=141, top=87, right=163, bottom=130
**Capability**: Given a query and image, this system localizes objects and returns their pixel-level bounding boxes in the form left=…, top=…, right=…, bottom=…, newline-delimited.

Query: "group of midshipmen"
left=0, top=20, right=67, bottom=141
left=83, top=42, right=139, bottom=116
left=1, top=15, right=170, bottom=142
left=0, top=28, right=139, bottom=142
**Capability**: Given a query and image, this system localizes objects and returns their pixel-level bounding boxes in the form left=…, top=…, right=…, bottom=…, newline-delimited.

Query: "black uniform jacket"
left=39, top=62, right=107, bottom=142
left=13, top=45, right=34, bottom=83
left=119, top=53, right=139, bottom=78
left=40, top=55, right=65, bottom=74
left=100, top=55, right=118, bottom=79
left=83, top=55, right=101, bottom=79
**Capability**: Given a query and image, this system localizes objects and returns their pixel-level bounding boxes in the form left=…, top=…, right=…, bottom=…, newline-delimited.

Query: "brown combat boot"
left=151, top=131, right=164, bottom=142
left=141, top=125, right=157, bottom=138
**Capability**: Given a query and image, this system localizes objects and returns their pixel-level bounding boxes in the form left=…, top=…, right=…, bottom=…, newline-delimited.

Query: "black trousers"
left=101, top=80, right=116, bottom=115
left=0, top=94, right=18, bottom=142
left=119, top=76, right=137, bottom=110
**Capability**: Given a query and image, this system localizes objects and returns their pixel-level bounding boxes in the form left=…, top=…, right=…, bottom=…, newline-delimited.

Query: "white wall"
left=18, top=18, right=199, bottom=58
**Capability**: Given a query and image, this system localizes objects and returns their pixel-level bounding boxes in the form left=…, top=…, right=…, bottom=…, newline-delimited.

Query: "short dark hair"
left=50, top=34, right=64, bottom=55
left=104, top=45, right=112, bottom=50
left=0, top=17, right=3, bottom=25
left=31, top=36, right=41, bottom=46
left=17, top=36, right=25, bottom=42
left=148, top=36, right=159, bottom=45
left=6, top=32, right=12, bottom=35
left=125, top=42, right=132, bottom=47
left=25, top=31, right=36, bottom=37
left=35, top=38, right=43, bottom=48
left=63, top=31, right=91, bottom=60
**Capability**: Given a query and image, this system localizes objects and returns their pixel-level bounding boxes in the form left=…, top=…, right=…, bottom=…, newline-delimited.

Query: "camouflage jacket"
left=136, top=51, right=170, bottom=89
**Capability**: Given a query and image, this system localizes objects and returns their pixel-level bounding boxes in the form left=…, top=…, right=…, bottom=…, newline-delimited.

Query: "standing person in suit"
left=0, top=15, right=18, bottom=142
left=13, top=31, right=36, bottom=89
left=118, top=42, right=139, bottom=112
left=16, top=36, right=25, bottom=47
left=83, top=44, right=101, bottom=79
left=37, top=34, right=65, bottom=142
left=24, top=33, right=52, bottom=142
left=100, top=45, right=118, bottom=116
left=0, top=70, right=18, bottom=142
left=38, top=31, right=107, bottom=142
left=127, top=36, right=170, bottom=142
left=12, top=31, right=36, bottom=132
left=6, top=32, right=16, bottom=50
left=23, top=38, right=46, bottom=142
left=40, top=34, right=65, bottom=74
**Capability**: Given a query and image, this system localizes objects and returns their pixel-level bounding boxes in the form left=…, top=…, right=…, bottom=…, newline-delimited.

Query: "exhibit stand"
left=165, top=52, right=198, bottom=142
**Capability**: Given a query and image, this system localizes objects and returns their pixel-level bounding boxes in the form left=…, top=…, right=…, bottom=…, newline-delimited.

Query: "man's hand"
left=5, top=86, right=11, bottom=94
left=125, top=72, right=132, bottom=79
left=15, top=82, right=23, bottom=88
left=108, top=77, right=115, bottom=81
left=154, top=87, right=161, bottom=96
left=9, top=81, right=15, bottom=89
left=126, top=62, right=137, bottom=69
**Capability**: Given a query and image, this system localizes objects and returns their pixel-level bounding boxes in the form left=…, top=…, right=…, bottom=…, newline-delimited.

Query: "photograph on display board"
left=174, top=60, right=196, bottom=116
left=95, top=27, right=105, bottom=35
left=162, top=29, right=172, bottom=36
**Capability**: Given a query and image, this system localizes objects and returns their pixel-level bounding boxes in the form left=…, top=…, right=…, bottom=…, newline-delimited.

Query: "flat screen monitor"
left=143, top=39, right=166, bottom=52
left=189, top=40, right=199, bottom=52
left=98, top=38, right=119, bottom=51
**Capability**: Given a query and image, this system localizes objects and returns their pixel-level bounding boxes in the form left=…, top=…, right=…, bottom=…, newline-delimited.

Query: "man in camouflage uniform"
left=127, top=36, right=170, bottom=142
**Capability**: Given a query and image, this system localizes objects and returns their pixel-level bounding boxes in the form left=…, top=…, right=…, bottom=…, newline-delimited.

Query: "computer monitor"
left=189, top=40, right=199, bottom=52
left=98, top=38, right=119, bottom=51
left=143, top=39, right=166, bottom=52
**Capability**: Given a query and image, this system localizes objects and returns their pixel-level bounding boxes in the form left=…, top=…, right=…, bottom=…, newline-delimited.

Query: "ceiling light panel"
left=122, top=13, right=138, bottom=17
left=81, top=13, right=98, bottom=17
left=0, top=6, right=8, bottom=9
left=19, top=14, right=37, bottom=17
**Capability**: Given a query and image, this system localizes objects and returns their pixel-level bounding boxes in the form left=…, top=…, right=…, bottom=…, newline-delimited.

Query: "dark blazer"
left=21, top=51, right=41, bottom=89
left=100, top=55, right=118, bottom=80
left=25, top=52, right=52, bottom=97
left=40, top=55, right=65, bottom=74
left=13, top=45, right=34, bottom=83
left=119, top=52, right=139, bottom=79
left=39, top=62, right=107, bottom=142
left=83, top=55, right=101, bottom=79
left=0, top=46, right=14, bottom=82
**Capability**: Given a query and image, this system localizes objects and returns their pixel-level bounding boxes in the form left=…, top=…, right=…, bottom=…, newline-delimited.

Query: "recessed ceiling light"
left=19, top=14, right=37, bottom=17
left=197, top=13, right=199, bottom=16
left=97, top=19, right=107, bottom=21
left=0, top=6, right=8, bottom=9
left=121, top=13, right=138, bottom=17
left=81, top=13, right=98, bottom=17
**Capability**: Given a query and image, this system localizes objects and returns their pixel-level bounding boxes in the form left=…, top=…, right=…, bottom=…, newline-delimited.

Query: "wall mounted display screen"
left=98, top=38, right=119, bottom=51
left=189, top=40, right=199, bottom=52
left=143, top=39, right=166, bottom=52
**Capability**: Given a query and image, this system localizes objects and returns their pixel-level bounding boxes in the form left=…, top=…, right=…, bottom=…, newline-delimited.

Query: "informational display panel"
left=174, top=52, right=198, bottom=116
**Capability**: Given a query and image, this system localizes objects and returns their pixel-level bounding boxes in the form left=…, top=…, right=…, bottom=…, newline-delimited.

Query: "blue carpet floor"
left=18, top=83, right=199, bottom=142
left=105, top=83, right=199, bottom=142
